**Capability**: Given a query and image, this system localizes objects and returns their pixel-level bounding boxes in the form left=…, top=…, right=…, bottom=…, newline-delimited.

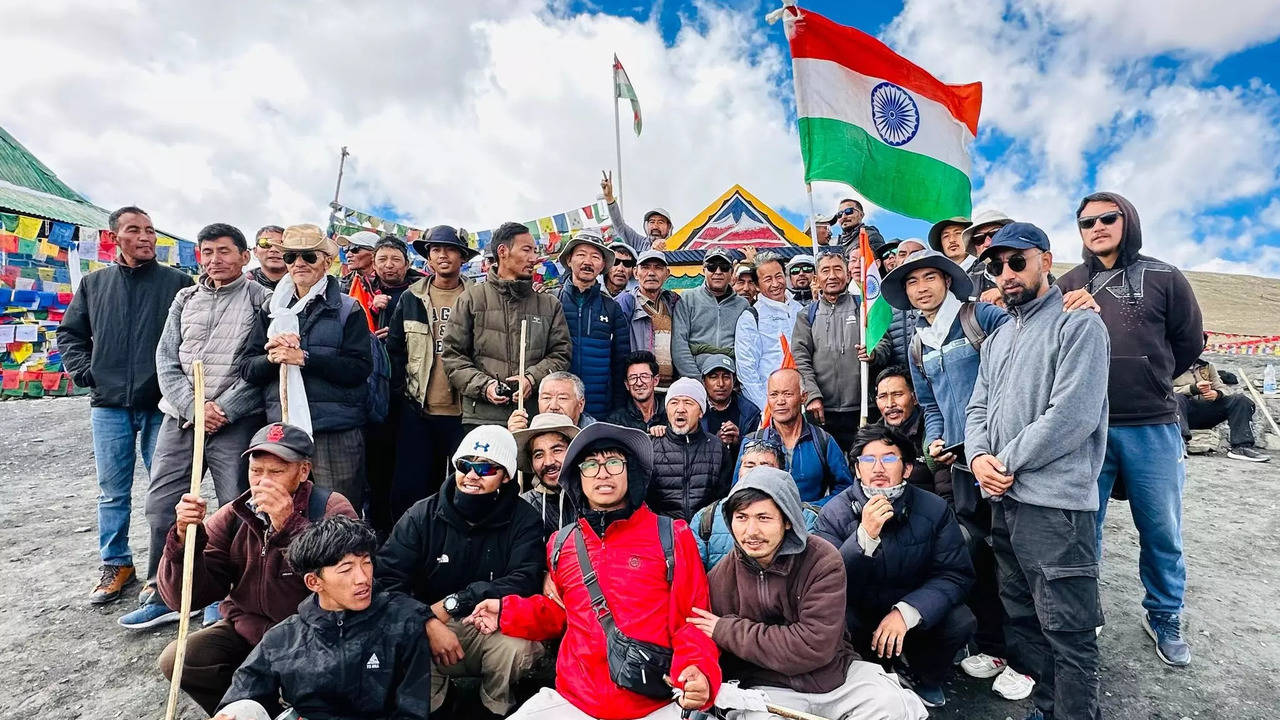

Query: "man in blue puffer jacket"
left=556, top=231, right=631, bottom=418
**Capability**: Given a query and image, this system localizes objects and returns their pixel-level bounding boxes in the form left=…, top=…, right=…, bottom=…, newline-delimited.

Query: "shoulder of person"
left=1054, top=263, right=1088, bottom=290
left=509, top=494, right=548, bottom=531
left=323, top=490, right=359, bottom=519
left=904, top=483, right=947, bottom=519
left=971, top=301, right=1008, bottom=328
left=817, top=487, right=857, bottom=525
left=804, top=534, right=844, bottom=568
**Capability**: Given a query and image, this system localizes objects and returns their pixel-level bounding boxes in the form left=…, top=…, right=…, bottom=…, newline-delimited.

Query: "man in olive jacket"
left=441, top=222, right=570, bottom=430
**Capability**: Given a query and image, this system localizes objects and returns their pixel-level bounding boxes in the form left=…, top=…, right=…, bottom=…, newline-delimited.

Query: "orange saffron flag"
left=759, top=334, right=797, bottom=428
left=345, top=275, right=378, bottom=332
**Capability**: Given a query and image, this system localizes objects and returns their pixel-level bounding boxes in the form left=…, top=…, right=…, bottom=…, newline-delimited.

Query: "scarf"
left=862, top=482, right=907, bottom=501
left=267, top=274, right=329, bottom=435
left=915, top=291, right=962, bottom=351
left=454, top=488, right=502, bottom=523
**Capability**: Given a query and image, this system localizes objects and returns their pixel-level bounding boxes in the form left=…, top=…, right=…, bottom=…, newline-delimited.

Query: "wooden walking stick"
left=279, top=363, right=290, bottom=425
left=164, top=361, right=206, bottom=720
left=517, top=319, right=528, bottom=490
left=1236, top=366, right=1280, bottom=439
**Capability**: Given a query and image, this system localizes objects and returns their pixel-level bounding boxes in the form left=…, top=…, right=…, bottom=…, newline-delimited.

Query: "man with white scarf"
left=238, top=224, right=373, bottom=509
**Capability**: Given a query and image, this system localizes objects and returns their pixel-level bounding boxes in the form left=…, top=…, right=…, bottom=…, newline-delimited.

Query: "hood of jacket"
left=561, top=432, right=653, bottom=523
left=723, top=466, right=808, bottom=559
left=1076, top=191, right=1143, bottom=271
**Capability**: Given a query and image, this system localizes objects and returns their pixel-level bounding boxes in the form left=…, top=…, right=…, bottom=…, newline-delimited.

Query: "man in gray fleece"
left=964, top=222, right=1109, bottom=720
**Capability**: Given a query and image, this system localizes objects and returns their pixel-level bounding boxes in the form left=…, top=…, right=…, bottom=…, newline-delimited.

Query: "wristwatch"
left=442, top=594, right=460, bottom=617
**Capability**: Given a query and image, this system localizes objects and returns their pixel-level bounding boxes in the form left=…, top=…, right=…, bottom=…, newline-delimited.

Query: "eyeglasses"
left=985, top=250, right=1040, bottom=276
left=704, top=261, right=732, bottom=273
left=614, top=257, right=636, bottom=268
left=456, top=459, right=502, bottom=477
left=969, top=229, right=1001, bottom=244
left=626, top=372, right=655, bottom=384
left=836, top=207, right=861, bottom=217
left=283, top=251, right=320, bottom=265
left=1077, top=211, right=1124, bottom=230
left=255, top=238, right=274, bottom=249
left=788, top=266, right=814, bottom=276
left=855, top=454, right=901, bottom=467
left=578, top=457, right=626, bottom=478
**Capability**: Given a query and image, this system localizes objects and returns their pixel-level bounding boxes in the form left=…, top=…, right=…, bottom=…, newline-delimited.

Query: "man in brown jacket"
left=156, top=422, right=357, bottom=714
left=441, top=221, right=571, bottom=431
left=694, top=466, right=926, bottom=719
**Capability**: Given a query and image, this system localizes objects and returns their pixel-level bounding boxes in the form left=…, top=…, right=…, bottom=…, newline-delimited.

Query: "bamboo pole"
left=518, top=319, right=528, bottom=490
left=1236, top=366, right=1280, bottom=438
left=279, top=364, right=290, bottom=425
left=164, top=362, right=206, bottom=720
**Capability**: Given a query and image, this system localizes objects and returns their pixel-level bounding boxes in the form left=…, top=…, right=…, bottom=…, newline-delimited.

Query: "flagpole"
left=612, top=55, right=624, bottom=214
left=859, top=230, right=869, bottom=427
left=805, top=183, right=820, bottom=253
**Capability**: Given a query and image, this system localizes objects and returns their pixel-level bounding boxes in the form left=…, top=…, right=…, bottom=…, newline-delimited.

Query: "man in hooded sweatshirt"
left=375, top=425, right=545, bottom=718
left=515, top=412, right=582, bottom=540
left=467, top=422, right=722, bottom=719
left=699, top=466, right=927, bottom=720
left=1058, top=192, right=1203, bottom=668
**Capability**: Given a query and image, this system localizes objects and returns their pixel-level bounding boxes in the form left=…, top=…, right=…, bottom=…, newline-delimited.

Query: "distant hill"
left=1052, top=264, right=1280, bottom=336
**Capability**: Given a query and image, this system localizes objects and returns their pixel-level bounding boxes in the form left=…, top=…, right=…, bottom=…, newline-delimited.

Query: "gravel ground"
left=1, top=382, right=1278, bottom=719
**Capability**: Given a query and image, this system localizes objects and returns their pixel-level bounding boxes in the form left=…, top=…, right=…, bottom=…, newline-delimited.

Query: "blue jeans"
left=1095, top=423, right=1186, bottom=614
left=91, top=407, right=163, bottom=566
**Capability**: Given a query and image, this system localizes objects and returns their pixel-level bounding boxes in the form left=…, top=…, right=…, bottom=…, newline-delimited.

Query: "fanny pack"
left=555, top=517, right=676, bottom=699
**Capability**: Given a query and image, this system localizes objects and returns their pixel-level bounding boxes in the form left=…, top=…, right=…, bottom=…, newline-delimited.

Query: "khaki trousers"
left=431, top=617, right=543, bottom=714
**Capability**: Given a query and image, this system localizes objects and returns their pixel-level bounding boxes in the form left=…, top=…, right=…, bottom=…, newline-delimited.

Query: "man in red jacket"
left=467, top=422, right=721, bottom=719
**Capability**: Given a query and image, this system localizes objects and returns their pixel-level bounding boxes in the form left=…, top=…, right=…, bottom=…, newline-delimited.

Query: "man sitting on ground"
left=816, top=425, right=975, bottom=709
left=156, top=423, right=357, bottom=715
left=214, top=516, right=432, bottom=720
left=699, top=467, right=927, bottom=720
left=874, top=366, right=947, bottom=499
left=515, top=412, right=582, bottom=540
left=1175, top=336, right=1269, bottom=462
left=607, top=351, right=668, bottom=431
left=376, top=425, right=545, bottom=718
left=649, top=378, right=734, bottom=522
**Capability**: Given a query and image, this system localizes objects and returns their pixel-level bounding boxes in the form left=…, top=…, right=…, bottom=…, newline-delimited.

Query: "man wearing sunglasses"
left=960, top=210, right=1014, bottom=303
left=1057, top=192, right=1204, bottom=669
left=469, top=422, right=722, bottom=719
left=247, top=224, right=286, bottom=290
left=786, top=254, right=816, bottom=303
left=816, top=425, right=975, bottom=709
left=832, top=198, right=885, bottom=252
left=377, top=424, right=545, bottom=718
left=604, top=241, right=638, bottom=298
left=966, top=221, right=1111, bottom=720
left=672, top=246, right=749, bottom=379
left=615, top=250, right=680, bottom=385
left=337, top=230, right=379, bottom=295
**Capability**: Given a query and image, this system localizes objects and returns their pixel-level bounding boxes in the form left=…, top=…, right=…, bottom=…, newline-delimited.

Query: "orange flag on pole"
left=345, top=276, right=378, bottom=332
left=759, top=334, right=797, bottom=428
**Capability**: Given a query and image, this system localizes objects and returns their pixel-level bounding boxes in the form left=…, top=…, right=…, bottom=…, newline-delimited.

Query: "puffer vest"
left=160, top=275, right=266, bottom=417
left=649, top=428, right=729, bottom=522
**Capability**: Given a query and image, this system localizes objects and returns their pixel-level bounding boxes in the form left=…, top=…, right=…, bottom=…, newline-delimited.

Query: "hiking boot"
left=202, top=601, right=223, bottom=628
left=960, top=652, right=1007, bottom=679
left=1144, top=611, right=1191, bottom=666
left=991, top=665, right=1035, bottom=700
left=118, top=601, right=187, bottom=630
left=1227, top=445, right=1270, bottom=462
left=90, top=564, right=136, bottom=605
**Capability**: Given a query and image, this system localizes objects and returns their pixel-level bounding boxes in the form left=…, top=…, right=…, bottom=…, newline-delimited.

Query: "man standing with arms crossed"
left=1058, top=192, right=1203, bottom=667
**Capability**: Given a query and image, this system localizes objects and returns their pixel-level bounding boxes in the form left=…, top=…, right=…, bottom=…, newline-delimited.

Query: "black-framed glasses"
left=255, top=238, right=274, bottom=249
left=626, top=372, right=655, bottom=384
left=704, top=261, right=732, bottom=273
left=614, top=257, right=636, bottom=268
left=985, top=250, right=1040, bottom=276
left=788, top=266, right=814, bottom=276
left=578, top=457, right=626, bottom=478
left=836, top=207, right=860, bottom=217
left=283, top=251, right=319, bottom=265
left=456, top=459, right=502, bottom=477
left=1077, top=211, right=1124, bottom=230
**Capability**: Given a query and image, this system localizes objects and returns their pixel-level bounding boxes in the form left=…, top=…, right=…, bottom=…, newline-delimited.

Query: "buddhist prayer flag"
left=786, top=8, right=981, bottom=222
left=614, top=55, right=642, bottom=136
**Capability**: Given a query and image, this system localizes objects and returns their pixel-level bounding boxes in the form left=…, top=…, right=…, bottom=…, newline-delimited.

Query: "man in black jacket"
left=649, top=378, right=733, bottom=521
left=873, top=366, right=946, bottom=500
left=376, top=425, right=545, bottom=717
left=214, top=516, right=432, bottom=720
left=606, top=350, right=667, bottom=431
left=58, top=206, right=194, bottom=604
left=515, top=412, right=581, bottom=540
left=698, top=353, right=761, bottom=458
left=816, top=425, right=975, bottom=709
left=1058, top=192, right=1203, bottom=667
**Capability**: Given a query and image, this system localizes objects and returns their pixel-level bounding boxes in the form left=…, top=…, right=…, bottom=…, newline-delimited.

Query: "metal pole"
left=859, top=230, right=869, bottom=426
left=805, top=183, right=820, bottom=253
left=613, top=56, right=623, bottom=214
left=332, top=146, right=350, bottom=206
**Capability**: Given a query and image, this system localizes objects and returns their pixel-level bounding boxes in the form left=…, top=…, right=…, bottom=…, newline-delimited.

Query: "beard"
left=1002, top=277, right=1042, bottom=307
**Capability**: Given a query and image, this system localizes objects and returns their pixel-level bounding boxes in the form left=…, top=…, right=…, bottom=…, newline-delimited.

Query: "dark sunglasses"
left=704, top=261, right=732, bottom=272
left=282, top=251, right=320, bottom=265
left=255, top=238, right=274, bottom=249
left=970, top=229, right=1001, bottom=244
left=985, top=251, right=1039, bottom=276
left=788, top=266, right=814, bottom=276
left=836, top=207, right=860, bottom=217
left=614, top=257, right=636, bottom=268
left=455, top=459, right=502, bottom=477
left=1077, top=210, right=1124, bottom=230
left=741, top=436, right=784, bottom=454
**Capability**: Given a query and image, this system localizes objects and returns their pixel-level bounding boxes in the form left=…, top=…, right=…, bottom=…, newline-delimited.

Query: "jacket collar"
left=699, top=282, right=736, bottom=304
left=1007, top=285, right=1062, bottom=324
left=296, top=590, right=390, bottom=633
left=408, top=272, right=471, bottom=302
left=754, top=294, right=798, bottom=314
left=848, top=481, right=914, bottom=519
left=487, top=268, right=533, bottom=299
left=197, top=273, right=247, bottom=293
left=115, top=257, right=158, bottom=275
left=734, top=546, right=797, bottom=577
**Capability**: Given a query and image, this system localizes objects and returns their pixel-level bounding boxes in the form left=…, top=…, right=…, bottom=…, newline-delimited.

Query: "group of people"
left=53, top=184, right=1266, bottom=720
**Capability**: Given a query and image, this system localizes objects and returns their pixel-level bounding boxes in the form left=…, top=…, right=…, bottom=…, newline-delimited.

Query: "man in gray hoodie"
left=965, top=222, right=1110, bottom=720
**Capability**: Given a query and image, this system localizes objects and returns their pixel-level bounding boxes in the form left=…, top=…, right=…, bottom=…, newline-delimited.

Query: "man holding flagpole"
left=602, top=55, right=674, bottom=254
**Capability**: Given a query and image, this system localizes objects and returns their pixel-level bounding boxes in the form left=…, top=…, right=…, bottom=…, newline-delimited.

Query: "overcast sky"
left=6, top=0, right=1280, bottom=274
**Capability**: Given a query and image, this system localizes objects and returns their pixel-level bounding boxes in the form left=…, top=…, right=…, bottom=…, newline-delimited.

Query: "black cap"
left=242, top=423, right=315, bottom=462
left=703, top=247, right=734, bottom=265
left=978, top=222, right=1051, bottom=261
left=413, top=225, right=479, bottom=261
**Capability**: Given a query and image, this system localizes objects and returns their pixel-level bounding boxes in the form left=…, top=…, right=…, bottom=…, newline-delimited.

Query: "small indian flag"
left=860, top=229, right=892, bottom=348
left=614, top=55, right=642, bottom=136
left=786, top=7, right=982, bottom=222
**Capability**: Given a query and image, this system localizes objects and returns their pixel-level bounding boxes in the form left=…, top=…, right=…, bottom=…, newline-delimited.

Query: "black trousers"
left=850, top=604, right=974, bottom=685
left=365, top=398, right=403, bottom=537
left=1178, top=393, right=1255, bottom=446
left=822, top=410, right=862, bottom=454
left=390, top=397, right=463, bottom=527
left=992, top=498, right=1103, bottom=720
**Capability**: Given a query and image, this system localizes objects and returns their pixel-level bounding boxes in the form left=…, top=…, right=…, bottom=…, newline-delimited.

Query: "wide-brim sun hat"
left=413, top=225, right=479, bottom=261
left=559, top=230, right=615, bottom=269
left=880, top=248, right=974, bottom=311
left=275, top=224, right=339, bottom=257
left=927, top=217, right=972, bottom=252
left=512, top=413, right=580, bottom=475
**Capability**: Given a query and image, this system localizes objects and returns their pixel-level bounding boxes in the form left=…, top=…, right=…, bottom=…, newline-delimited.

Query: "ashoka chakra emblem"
left=870, top=82, right=920, bottom=147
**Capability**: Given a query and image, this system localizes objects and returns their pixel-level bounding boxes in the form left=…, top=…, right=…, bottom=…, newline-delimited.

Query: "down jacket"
left=870, top=307, right=918, bottom=372
left=441, top=270, right=571, bottom=425
left=649, top=425, right=734, bottom=522
left=815, top=483, right=973, bottom=630
left=558, top=282, right=631, bottom=416
left=219, top=591, right=432, bottom=719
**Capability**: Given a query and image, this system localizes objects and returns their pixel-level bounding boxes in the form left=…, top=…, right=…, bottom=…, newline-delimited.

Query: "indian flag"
left=614, top=55, right=642, bottom=136
left=786, top=7, right=982, bottom=222
left=859, top=228, right=892, bottom=347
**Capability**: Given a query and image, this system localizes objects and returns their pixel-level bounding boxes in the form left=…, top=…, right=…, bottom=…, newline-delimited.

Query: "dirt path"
left=1, top=396, right=1277, bottom=719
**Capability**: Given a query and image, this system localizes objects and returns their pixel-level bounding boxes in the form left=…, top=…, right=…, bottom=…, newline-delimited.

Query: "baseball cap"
left=608, top=241, right=635, bottom=260
left=637, top=249, right=668, bottom=266
left=452, top=425, right=519, bottom=479
left=978, top=222, right=1051, bottom=261
left=341, top=230, right=381, bottom=251
left=665, top=377, right=708, bottom=413
left=242, top=423, right=315, bottom=463
left=733, top=263, right=756, bottom=279
left=698, top=353, right=737, bottom=377
left=703, top=247, right=733, bottom=265
left=786, top=254, right=816, bottom=271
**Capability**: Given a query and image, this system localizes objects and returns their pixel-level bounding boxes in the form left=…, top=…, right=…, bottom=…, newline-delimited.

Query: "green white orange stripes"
left=613, top=55, right=642, bottom=136
left=786, top=7, right=982, bottom=222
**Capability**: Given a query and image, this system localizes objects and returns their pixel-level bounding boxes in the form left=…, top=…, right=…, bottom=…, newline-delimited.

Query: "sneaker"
left=1143, top=611, right=1192, bottom=666
left=1227, top=445, right=1270, bottom=462
left=90, top=564, right=137, bottom=605
left=912, top=682, right=946, bottom=708
left=137, top=580, right=158, bottom=607
left=202, top=602, right=223, bottom=628
left=118, top=601, right=186, bottom=630
left=960, top=652, right=1007, bottom=679
left=991, top=665, right=1035, bottom=700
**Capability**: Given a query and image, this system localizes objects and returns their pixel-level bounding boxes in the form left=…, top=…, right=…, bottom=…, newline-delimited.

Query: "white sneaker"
left=991, top=666, right=1035, bottom=701
left=959, top=653, right=1007, bottom=679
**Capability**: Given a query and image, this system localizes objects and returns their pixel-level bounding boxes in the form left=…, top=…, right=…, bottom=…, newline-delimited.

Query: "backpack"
left=742, top=424, right=838, bottom=497
left=338, top=295, right=391, bottom=424
left=698, top=498, right=823, bottom=542
left=552, top=515, right=675, bottom=584
left=908, top=302, right=986, bottom=372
